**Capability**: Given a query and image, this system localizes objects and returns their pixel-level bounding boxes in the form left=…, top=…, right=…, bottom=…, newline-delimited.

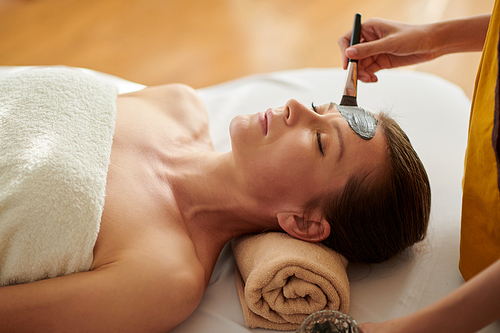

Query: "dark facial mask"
left=336, top=104, right=378, bottom=140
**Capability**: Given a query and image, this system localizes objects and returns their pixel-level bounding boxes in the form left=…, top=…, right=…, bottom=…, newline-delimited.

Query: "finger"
left=340, top=47, right=349, bottom=69
left=338, top=32, right=353, bottom=69
left=356, top=58, right=381, bottom=83
left=358, top=70, right=378, bottom=83
left=345, top=37, right=395, bottom=61
left=358, top=322, right=375, bottom=333
left=338, top=31, right=353, bottom=50
left=345, top=46, right=359, bottom=59
left=360, top=55, right=385, bottom=77
left=364, top=62, right=384, bottom=76
left=358, top=73, right=372, bottom=83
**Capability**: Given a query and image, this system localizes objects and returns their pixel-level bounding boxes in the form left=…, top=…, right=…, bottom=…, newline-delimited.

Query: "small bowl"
left=297, top=310, right=360, bottom=333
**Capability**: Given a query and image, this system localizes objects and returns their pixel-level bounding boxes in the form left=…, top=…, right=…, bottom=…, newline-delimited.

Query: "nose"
left=284, top=99, right=317, bottom=126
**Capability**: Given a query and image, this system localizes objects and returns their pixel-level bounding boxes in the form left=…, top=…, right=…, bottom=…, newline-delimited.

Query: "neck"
left=164, top=150, right=280, bottom=258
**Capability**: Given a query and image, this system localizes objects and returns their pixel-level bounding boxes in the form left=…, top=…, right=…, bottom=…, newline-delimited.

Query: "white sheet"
left=1, top=66, right=498, bottom=332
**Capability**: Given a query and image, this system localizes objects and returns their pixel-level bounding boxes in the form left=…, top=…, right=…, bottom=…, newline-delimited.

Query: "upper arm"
left=0, top=259, right=204, bottom=333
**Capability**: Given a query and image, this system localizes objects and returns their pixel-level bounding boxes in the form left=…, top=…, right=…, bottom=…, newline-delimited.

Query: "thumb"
left=346, top=38, right=393, bottom=60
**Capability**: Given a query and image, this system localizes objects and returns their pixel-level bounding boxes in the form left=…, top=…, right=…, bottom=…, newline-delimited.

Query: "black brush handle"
left=349, top=13, right=362, bottom=63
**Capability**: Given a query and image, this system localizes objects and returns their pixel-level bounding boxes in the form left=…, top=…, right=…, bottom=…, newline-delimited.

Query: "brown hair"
left=309, top=112, right=430, bottom=264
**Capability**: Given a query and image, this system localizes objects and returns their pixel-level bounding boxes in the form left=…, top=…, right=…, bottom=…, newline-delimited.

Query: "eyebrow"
left=332, top=122, right=344, bottom=162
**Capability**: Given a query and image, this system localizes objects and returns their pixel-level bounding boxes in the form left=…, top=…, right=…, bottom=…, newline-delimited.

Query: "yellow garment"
left=460, top=0, right=500, bottom=281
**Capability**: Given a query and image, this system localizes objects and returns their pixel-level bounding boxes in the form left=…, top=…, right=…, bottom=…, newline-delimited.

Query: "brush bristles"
left=340, top=95, right=358, bottom=107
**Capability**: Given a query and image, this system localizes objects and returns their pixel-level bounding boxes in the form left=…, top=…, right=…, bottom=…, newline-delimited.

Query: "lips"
left=258, top=108, right=274, bottom=135
left=265, top=108, right=273, bottom=134
left=258, top=112, right=267, bottom=135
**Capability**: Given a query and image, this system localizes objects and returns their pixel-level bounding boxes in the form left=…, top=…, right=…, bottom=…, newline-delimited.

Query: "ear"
left=276, top=212, right=331, bottom=242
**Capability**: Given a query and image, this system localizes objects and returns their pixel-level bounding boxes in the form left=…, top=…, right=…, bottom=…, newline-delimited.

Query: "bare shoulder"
left=121, top=83, right=209, bottom=123
left=117, top=84, right=212, bottom=148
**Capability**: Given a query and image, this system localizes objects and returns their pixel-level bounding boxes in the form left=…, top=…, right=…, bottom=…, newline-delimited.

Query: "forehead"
left=324, top=105, right=388, bottom=186
left=337, top=105, right=378, bottom=140
left=325, top=103, right=378, bottom=138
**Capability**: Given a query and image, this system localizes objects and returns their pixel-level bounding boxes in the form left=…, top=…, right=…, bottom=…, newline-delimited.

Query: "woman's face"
left=229, top=99, right=388, bottom=211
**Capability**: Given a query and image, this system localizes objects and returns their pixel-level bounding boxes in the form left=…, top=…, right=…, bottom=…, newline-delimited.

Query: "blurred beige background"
left=0, top=0, right=494, bottom=98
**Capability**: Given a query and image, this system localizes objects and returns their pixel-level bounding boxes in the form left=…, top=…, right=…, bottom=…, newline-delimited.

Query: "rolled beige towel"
left=231, top=232, right=350, bottom=331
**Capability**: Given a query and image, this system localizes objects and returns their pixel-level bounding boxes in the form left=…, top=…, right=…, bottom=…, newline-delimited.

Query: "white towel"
left=0, top=67, right=118, bottom=286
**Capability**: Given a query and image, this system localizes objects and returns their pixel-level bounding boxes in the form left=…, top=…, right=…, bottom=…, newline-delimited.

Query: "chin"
left=229, top=115, right=264, bottom=165
left=229, top=114, right=252, bottom=145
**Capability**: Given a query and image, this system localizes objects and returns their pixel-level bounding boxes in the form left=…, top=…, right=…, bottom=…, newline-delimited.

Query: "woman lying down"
left=0, top=67, right=430, bottom=332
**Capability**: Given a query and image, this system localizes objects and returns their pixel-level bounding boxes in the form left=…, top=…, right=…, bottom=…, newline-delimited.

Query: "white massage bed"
left=1, top=66, right=498, bottom=332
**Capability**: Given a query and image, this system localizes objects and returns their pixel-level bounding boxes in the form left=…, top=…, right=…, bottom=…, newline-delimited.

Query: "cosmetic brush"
left=337, top=13, right=378, bottom=141
left=340, top=13, right=362, bottom=107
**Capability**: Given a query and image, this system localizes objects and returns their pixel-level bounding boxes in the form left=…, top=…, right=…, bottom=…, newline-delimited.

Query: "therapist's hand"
left=358, top=322, right=377, bottom=333
left=338, top=18, right=437, bottom=83
left=359, top=322, right=393, bottom=333
left=358, top=321, right=401, bottom=333
left=358, top=319, right=418, bottom=333
left=339, top=15, right=490, bottom=83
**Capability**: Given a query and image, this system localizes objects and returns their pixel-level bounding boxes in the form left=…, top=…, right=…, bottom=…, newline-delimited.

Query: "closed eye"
left=316, top=132, right=325, bottom=156
left=312, top=103, right=325, bottom=156
left=311, top=102, right=318, bottom=113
